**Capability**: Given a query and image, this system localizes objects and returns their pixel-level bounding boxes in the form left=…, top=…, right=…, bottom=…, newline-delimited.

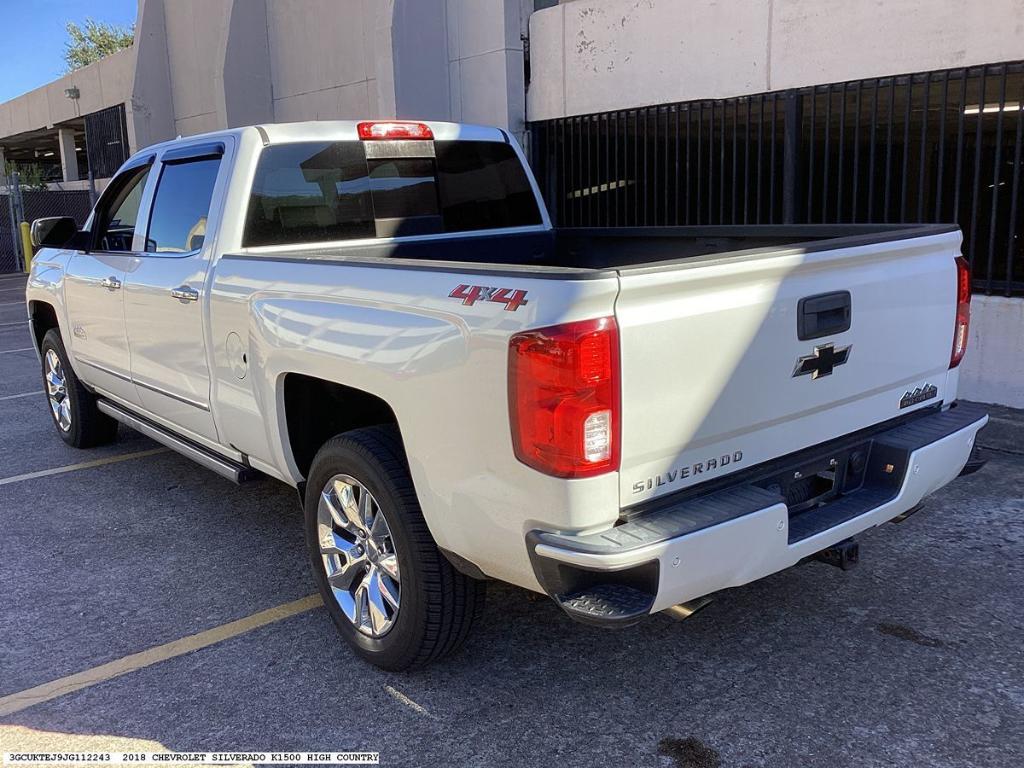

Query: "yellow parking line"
left=0, top=447, right=170, bottom=487
left=0, top=595, right=323, bottom=716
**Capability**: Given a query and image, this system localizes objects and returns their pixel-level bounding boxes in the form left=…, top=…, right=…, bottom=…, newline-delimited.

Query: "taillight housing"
left=508, top=317, right=620, bottom=478
left=357, top=121, right=433, bottom=140
left=950, top=256, right=971, bottom=368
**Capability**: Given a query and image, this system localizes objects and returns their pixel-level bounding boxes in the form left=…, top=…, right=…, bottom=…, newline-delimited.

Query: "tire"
left=40, top=329, right=119, bottom=448
left=304, top=425, right=486, bottom=670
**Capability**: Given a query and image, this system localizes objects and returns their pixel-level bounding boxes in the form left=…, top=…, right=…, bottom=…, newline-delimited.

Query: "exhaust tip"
left=662, top=596, right=714, bottom=621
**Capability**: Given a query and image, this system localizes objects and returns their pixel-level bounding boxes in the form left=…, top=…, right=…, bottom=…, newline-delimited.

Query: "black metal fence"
left=0, top=181, right=93, bottom=273
left=528, top=61, right=1024, bottom=296
left=85, top=103, right=129, bottom=180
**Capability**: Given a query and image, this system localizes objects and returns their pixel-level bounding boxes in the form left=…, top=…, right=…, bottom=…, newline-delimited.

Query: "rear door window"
left=145, top=157, right=221, bottom=253
left=244, top=139, right=542, bottom=247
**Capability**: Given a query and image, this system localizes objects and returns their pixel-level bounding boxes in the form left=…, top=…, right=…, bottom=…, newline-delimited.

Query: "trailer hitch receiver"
left=814, top=538, right=859, bottom=570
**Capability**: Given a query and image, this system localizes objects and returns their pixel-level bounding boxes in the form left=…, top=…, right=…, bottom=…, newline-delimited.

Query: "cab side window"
left=145, top=158, right=221, bottom=254
left=94, top=167, right=151, bottom=252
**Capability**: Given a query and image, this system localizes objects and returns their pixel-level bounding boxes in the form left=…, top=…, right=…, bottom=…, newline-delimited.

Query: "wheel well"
left=283, top=373, right=400, bottom=479
left=29, top=301, right=59, bottom=350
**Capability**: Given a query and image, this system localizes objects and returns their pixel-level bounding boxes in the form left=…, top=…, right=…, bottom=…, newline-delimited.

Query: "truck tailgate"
left=615, top=230, right=961, bottom=506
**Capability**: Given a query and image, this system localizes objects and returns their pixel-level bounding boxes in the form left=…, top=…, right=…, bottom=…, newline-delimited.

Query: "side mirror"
left=30, top=217, right=78, bottom=249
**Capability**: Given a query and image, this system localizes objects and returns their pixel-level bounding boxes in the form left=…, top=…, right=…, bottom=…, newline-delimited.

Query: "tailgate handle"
left=798, top=291, right=851, bottom=340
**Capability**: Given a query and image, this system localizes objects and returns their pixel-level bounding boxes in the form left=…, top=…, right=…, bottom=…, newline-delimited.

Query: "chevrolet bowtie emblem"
left=793, top=343, right=851, bottom=379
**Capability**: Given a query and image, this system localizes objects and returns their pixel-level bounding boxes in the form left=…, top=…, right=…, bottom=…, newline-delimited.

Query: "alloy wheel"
left=44, top=349, right=71, bottom=432
left=317, top=474, right=401, bottom=637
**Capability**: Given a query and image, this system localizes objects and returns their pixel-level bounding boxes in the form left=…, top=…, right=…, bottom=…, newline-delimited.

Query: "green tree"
left=63, top=18, right=135, bottom=72
left=4, top=162, right=49, bottom=190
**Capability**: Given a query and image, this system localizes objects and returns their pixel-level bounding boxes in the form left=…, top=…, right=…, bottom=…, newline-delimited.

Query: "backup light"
left=357, top=121, right=433, bottom=140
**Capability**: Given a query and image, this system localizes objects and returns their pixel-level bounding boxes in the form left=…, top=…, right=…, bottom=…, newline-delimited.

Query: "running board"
left=96, top=399, right=261, bottom=484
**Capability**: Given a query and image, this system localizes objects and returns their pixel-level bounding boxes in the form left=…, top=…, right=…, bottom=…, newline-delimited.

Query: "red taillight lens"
left=508, top=317, right=620, bottom=479
left=357, top=121, right=433, bottom=140
left=950, top=256, right=971, bottom=368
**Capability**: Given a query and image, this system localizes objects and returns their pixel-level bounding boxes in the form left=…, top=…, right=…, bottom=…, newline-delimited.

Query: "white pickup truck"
left=25, top=120, right=987, bottom=670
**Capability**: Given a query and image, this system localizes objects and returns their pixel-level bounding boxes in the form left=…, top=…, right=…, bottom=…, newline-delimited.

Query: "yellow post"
left=19, top=222, right=33, bottom=273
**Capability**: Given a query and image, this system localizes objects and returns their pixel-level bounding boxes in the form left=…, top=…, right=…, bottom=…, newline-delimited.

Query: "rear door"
left=123, top=141, right=227, bottom=441
left=614, top=231, right=961, bottom=506
left=63, top=161, right=152, bottom=404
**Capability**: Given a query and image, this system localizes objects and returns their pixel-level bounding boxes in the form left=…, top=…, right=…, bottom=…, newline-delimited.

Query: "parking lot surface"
left=1, top=270, right=1022, bottom=767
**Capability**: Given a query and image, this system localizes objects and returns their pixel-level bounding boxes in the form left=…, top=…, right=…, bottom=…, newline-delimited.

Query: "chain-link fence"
left=1, top=173, right=95, bottom=274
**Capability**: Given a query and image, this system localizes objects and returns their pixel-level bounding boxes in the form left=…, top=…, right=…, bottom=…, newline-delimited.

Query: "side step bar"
left=97, top=399, right=261, bottom=484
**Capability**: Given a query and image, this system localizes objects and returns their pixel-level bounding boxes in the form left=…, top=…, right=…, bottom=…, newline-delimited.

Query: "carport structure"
left=0, top=45, right=134, bottom=191
left=0, top=122, right=88, bottom=185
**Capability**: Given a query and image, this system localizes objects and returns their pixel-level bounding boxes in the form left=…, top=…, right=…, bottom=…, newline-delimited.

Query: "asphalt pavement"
left=1, top=270, right=1022, bottom=767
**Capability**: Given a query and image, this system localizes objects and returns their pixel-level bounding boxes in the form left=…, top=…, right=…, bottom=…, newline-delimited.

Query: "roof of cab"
left=134, top=120, right=509, bottom=155
left=255, top=119, right=509, bottom=145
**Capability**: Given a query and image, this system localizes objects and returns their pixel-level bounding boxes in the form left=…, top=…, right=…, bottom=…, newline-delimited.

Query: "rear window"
left=244, top=140, right=542, bottom=247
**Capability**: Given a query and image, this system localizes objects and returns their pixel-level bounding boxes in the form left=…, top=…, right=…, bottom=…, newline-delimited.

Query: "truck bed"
left=235, top=223, right=959, bottom=275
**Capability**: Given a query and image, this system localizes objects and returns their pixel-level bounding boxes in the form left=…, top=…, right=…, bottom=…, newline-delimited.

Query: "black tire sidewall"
left=304, top=432, right=432, bottom=670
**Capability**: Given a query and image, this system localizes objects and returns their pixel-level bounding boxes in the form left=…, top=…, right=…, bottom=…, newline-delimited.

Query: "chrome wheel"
left=317, top=474, right=401, bottom=637
left=44, top=349, right=71, bottom=432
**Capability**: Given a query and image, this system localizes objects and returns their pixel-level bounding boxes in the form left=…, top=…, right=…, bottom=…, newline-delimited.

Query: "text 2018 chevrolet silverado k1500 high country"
left=25, top=120, right=987, bottom=670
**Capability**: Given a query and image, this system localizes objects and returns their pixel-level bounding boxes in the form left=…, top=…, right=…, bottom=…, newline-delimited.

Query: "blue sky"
left=0, top=0, right=138, bottom=103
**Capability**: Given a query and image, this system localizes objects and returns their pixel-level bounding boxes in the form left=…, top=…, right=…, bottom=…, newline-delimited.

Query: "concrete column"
left=216, top=0, right=274, bottom=129
left=57, top=128, right=79, bottom=182
left=441, top=0, right=528, bottom=136
left=0, top=146, right=7, bottom=175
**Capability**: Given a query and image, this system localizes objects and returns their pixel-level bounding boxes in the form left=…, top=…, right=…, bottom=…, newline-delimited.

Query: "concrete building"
left=0, top=0, right=533, bottom=186
left=0, top=0, right=1021, bottom=408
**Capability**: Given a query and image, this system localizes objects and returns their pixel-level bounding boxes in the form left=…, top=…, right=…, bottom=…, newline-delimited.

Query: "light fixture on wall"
left=64, top=86, right=80, bottom=100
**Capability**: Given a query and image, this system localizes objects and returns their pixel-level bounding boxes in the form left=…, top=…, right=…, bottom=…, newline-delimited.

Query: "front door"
left=124, top=146, right=225, bottom=441
left=63, top=163, right=152, bottom=404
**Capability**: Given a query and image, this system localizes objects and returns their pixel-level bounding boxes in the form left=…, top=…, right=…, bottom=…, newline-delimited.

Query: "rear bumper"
left=528, top=402, right=988, bottom=625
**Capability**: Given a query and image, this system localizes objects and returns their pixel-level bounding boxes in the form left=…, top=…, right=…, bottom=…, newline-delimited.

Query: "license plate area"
left=753, top=441, right=872, bottom=518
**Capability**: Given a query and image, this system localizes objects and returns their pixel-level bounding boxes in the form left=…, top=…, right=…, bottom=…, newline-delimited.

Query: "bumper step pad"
left=555, top=584, right=655, bottom=628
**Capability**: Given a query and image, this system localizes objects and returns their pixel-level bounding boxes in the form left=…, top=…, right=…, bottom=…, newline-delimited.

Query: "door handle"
left=170, top=285, right=199, bottom=303
left=100, top=276, right=122, bottom=291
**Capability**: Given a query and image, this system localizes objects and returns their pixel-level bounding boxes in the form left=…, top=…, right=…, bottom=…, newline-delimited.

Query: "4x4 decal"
left=448, top=284, right=529, bottom=311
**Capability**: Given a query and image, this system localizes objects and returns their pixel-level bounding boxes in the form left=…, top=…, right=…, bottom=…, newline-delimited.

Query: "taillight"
left=357, top=121, right=433, bottom=140
left=950, top=256, right=971, bottom=368
left=508, top=317, right=620, bottom=478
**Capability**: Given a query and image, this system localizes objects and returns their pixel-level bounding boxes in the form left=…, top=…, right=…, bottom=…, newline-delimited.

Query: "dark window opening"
left=243, top=140, right=542, bottom=248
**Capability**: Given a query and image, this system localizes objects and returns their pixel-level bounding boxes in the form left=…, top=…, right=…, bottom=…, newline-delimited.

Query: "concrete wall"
left=530, top=0, right=1024, bottom=120
left=0, top=46, right=135, bottom=139
left=128, top=0, right=176, bottom=150
left=163, top=0, right=233, bottom=136
left=959, top=297, right=1024, bottom=409
left=2, top=0, right=530, bottom=159
left=445, top=0, right=530, bottom=136
left=266, top=0, right=384, bottom=122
